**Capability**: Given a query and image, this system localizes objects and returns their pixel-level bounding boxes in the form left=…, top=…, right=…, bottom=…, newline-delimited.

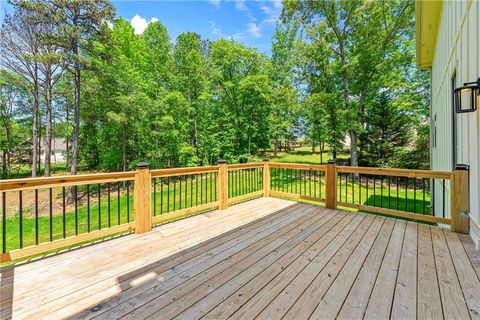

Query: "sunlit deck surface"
left=1, top=197, right=480, bottom=320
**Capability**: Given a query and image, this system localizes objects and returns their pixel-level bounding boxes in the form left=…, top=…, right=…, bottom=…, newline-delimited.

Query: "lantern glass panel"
left=455, top=86, right=476, bottom=113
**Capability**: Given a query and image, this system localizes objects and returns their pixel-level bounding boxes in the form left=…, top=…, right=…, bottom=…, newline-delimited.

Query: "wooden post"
left=218, top=159, right=228, bottom=210
left=325, top=159, right=337, bottom=209
left=263, top=159, right=270, bottom=197
left=134, top=162, right=151, bottom=234
left=451, top=164, right=470, bottom=233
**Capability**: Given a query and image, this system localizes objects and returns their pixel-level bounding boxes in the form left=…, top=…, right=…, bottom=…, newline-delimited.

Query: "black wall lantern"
left=454, top=78, right=480, bottom=113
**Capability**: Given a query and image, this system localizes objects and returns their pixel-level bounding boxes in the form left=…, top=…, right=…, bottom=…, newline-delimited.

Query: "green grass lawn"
left=269, top=147, right=350, bottom=165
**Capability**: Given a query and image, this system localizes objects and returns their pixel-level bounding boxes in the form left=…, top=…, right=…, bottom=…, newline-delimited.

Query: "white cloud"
left=130, top=14, right=158, bottom=35
left=260, top=0, right=282, bottom=25
left=208, top=20, right=244, bottom=41
left=247, top=22, right=261, bottom=37
left=235, top=0, right=248, bottom=11
left=209, top=0, right=220, bottom=8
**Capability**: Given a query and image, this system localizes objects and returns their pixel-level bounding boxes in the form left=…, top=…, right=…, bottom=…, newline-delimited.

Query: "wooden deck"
left=1, top=197, right=480, bottom=320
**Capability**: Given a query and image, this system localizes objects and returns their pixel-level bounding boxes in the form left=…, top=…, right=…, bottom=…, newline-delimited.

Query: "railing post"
left=134, top=162, right=152, bottom=234
left=218, top=159, right=228, bottom=210
left=326, top=159, right=337, bottom=209
left=263, top=159, right=270, bottom=197
left=451, top=164, right=470, bottom=234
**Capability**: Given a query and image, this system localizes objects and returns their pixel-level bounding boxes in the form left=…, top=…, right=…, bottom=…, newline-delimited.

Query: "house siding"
left=431, top=0, right=480, bottom=248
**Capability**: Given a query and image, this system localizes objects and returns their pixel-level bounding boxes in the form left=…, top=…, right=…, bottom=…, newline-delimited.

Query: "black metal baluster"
left=117, top=182, right=121, bottom=224
left=215, top=172, right=218, bottom=201
left=19, top=191, right=23, bottom=248
left=49, top=188, right=53, bottom=241
left=190, top=175, right=194, bottom=206
left=2, top=192, right=6, bottom=253
left=405, top=178, right=408, bottom=212
left=380, top=177, right=383, bottom=208
left=365, top=176, right=368, bottom=205
left=204, top=173, right=208, bottom=203
left=173, top=177, right=177, bottom=211
left=154, top=178, right=157, bottom=217
left=127, top=182, right=130, bottom=222
left=210, top=172, right=213, bottom=203
left=97, top=184, right=101, bottom=230
left=422, top=178, right=426, bottom=215
left=414, top=178, right=417, bottom=214
left=358, top=174, right=362, bottom=204
left=195, top=174, right=198, bottom=206
left=179, top=175, right=182, bottom=210
left=373, top=177, right=376, bottom=207
left=200, top=174, right=203, bottom=205
left=344, top=173, right=347, bottom=202
left=107, top=183, right=111, bottom=228
left=304, top=170, right=307, bottom=195
left=186, top=175, right=189, bottom=208
left=228, top=171, right=231, bottom=198
left=396, top=177, right=399, bottom=210
left=87, top=185, right=90, bottom=233
left=309, top=170, right=312, bottom=196
left=388, top=177, right=391, bottom=209
left=213, top=171, right=218, bottom=201
left=352, top=173, right=355, bottom=204
left=314, top=170, right=317, bottom=198
left=167, top=177, right=171, bottom=212
left=339, top=171, right=342, bottom=201
left=160, top=179, right=164, bottom=214
left=75, top=186, right=78, bottom=235
left=62, top=187, right=66, bottom=236
left=35, top=189, right=39, bottom=245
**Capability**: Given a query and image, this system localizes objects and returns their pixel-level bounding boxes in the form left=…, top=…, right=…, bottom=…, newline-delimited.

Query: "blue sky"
left=0, top=0, right=282, bottom=55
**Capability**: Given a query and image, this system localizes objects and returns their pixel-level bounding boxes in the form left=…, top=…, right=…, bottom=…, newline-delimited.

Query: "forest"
left=0, top=0, right=429, bottom=179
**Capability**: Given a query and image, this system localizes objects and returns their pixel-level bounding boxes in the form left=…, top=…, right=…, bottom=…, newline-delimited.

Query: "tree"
left=358, top=92, right=412, bottom=167
left=25, top=0, right=115, bottom=176
left=283, top=0, right=414, bottom=167
left=0, top=6, right=43, bottom=177
left=0, top=70, right=30, bottom=177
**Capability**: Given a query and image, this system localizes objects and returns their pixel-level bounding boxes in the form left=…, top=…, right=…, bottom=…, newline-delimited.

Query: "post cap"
left=218, top=159, right=227, bottom=164
left=137, top=162, right=149, bottom=169
left=454, top=164, right=469, bottom=171
left=263, top=158, right=270, bottom=162
left=327, top=159, right=336, bottom=164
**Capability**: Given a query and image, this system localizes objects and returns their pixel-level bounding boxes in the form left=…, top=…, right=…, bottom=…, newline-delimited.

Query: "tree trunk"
left=349, top=129, right=358, bottom=167
left=320, top=142, right=324, bottom=164
left=44, top=67, right=53, bottom=177
left=273, top=137, right=278, bottom=157
left=70, top=67, right=80, bottom=176
left=2, top=149, right=7, bottom=178
left=31, top=80, right=39, bottom=177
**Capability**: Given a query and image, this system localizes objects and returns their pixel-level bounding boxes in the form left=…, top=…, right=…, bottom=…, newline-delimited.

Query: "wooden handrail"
left=150, top=166, right=219, bottom=178
left=336, top=165, right=452, bottom=180
left=269, top=163, right=327, bottom=171
left=227, top=163, right=264, bottom=170
left=0, top=171, right=136, bottom=192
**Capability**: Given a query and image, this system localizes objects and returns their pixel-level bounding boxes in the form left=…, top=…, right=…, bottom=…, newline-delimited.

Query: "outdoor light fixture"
left=454, top=78, right=480, bottom=113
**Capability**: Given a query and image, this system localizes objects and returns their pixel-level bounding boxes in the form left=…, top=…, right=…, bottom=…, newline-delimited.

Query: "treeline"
left=0, top=0, right=429, bottom=179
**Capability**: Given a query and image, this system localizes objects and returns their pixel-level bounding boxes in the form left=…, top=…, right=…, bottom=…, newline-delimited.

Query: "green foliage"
left=358, top=92, right=413, bottom=167
left=0, top=0, right=431, bottom=177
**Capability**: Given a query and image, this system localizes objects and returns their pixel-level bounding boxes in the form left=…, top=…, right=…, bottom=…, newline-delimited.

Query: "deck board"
left=1, top=197, right=480, bottom=320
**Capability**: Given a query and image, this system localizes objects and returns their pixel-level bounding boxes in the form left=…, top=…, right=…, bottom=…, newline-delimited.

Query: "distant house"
left=416, top=0, right=479, bottom=248
left=40, top=138, right=67, bottom=164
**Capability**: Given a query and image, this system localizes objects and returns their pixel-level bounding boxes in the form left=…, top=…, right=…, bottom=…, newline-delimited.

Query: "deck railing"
left=0, top=160, right=469, bottom=263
